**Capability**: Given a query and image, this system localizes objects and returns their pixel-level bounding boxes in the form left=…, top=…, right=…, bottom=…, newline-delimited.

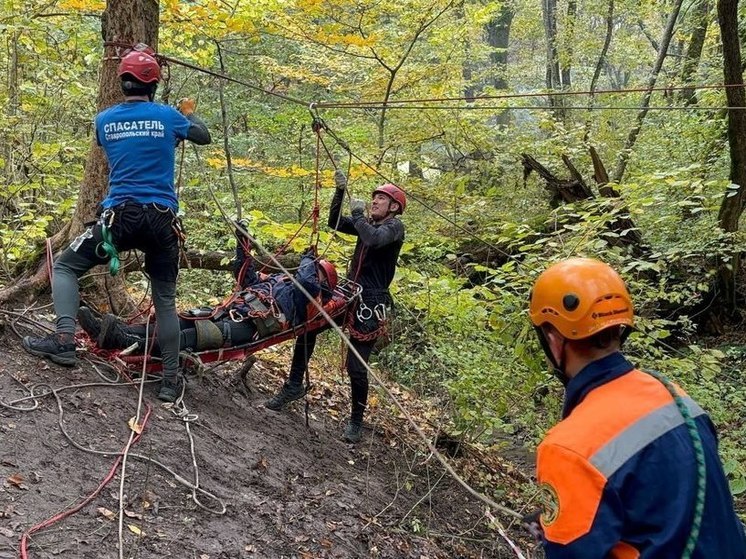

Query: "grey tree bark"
left=611, top=0, right=684, bottom=184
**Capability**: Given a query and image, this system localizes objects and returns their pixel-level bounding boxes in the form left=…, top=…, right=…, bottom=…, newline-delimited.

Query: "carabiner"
left=356, top=302, right=373, bottom=322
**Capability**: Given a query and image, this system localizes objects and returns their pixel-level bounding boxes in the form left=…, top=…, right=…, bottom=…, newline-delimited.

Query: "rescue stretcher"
left=83, top=278, right=362, bottom=374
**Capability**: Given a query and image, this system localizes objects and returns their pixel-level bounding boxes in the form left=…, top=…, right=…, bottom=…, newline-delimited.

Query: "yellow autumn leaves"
left=205, top=157, right=375, bottom=184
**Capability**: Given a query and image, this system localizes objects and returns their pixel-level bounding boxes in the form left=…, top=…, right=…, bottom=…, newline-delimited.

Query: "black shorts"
left=69, top=202, right=180, bottom=282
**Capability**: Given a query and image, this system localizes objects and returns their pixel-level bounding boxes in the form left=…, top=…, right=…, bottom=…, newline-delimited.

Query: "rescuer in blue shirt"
left=23, top=47, right=211, bottom=403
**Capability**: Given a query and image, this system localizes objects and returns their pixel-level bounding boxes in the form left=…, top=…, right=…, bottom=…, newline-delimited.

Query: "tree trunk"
left=612, top=0, right=684, bottom=184
left=679, top=1, right=710, bottom=104
left=589, top=0, right=614, bottom=98
left=585, top=0, right=614, bottom=141
left=561, top=0, right=577, bottom=89
left=215, top=41, right=242, bottom=220
left=486, top=4, right=513, bottom=125
left=542, top=0, right=564, bottom=119
left=522, top=151, right=645, bottom=255
left=0, top=0, right=160, bottom=310
left=486, top=5, right=513, bottom=91
left=542, top=0, right=561, bottom=91
left=716, top=0, right=746, bottom=314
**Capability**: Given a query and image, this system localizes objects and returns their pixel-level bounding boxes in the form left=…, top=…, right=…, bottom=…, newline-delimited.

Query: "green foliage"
left=2, top=0, right=745, bottom=515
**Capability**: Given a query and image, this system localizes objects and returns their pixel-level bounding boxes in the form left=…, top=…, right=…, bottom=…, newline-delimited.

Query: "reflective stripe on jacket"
left=537, top=352, right=746, bottom=558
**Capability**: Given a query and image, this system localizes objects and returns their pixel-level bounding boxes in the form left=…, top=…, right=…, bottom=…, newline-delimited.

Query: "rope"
left=44, top=239, right=54, bottom=284
left=117, top=321, right=151, bottom=559
left=311, top=104, right=746, bottom=112
left=644, top=370, right=706, bottom=557
left=312, top=82, right=746, bottom=109
left=103, top=41, right=309, bottom=108
left=19, top=383, right=153, bottom=559
left=311, top=117, right=322, bottom=250
left=319, top=122, right=533, bottom=273
left=102, top=39, right=745, bottom=118
left=207, top=184, right=526, bottom=532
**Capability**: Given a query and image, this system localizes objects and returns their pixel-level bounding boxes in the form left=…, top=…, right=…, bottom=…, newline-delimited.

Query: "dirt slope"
left=0, top=322, right=534, bottom=559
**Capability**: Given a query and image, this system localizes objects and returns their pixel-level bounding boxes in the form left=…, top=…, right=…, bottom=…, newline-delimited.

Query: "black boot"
left=98, top=314, right=143, bottom=350
left=264, top=382, right=307, bottom=411
left=22, top=332, right=77, bottom=367
left=77, top=307, right=102, bottom=340
left=343, top=420, right=363, bottom=443
left=158, top=373, right=184, bottom=403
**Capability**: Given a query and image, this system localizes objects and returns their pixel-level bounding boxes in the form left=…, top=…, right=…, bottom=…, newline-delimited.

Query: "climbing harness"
left=354, top=301, right=388, bottom=323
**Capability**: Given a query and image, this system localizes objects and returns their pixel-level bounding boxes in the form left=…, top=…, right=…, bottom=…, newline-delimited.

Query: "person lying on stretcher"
left=77, top=238, right=338, bottom=355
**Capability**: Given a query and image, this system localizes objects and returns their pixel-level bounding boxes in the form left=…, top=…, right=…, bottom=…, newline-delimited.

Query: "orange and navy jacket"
left=537, top=352, right=746, bottom=558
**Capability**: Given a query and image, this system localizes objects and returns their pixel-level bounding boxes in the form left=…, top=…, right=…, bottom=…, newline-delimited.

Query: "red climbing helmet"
left=118, top=50, right=161, bottom=83
left=318, top=260, right=338, bottom=292
left=372, top=184, right=407, bottom=214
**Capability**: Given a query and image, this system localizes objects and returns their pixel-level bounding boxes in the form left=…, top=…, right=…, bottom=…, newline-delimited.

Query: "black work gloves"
left=349, top=199, right=366, bottom=216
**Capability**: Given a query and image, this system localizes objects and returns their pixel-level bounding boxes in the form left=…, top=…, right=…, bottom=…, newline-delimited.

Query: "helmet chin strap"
left=534, top=326, right=570, bottom=386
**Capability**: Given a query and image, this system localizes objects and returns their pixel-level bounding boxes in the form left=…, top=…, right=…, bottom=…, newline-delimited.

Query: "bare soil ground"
left=0, top=314, right=536, bottom=559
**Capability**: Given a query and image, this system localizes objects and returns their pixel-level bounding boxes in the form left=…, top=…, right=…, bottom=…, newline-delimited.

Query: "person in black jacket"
left=265, top=169, right=406, bottom=443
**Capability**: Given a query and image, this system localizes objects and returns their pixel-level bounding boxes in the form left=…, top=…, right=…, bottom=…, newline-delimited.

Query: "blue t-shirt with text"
left=95, top=101, right=191, bottom=211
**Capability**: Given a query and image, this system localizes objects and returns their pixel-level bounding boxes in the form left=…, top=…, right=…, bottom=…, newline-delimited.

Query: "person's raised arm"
left=177, top=98, right=211, bottom=145
left=327, top=169, right=357, bottom=235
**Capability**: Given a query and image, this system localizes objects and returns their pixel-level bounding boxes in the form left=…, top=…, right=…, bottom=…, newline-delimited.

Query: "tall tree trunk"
left=717, top=0, right=746, bottom=314
left=486, top=4, right=514, bottom=91
left=542, top=0, right=561, bottom=91
left=0, top=0, right=160, bottom=308
left=485, top=3, right=513, bottom=124
left=542, top=0, right=564, bottom=119
left=215, top=40, right=241, bottom=221
left=584, top=0, right=614, bottom=141
left=3, top=29, right=21, bottom=219
left=561, top=0, right=577, bottom=89
left=679, top=0, right=710, bottom=104
left=611, top=0, right=684, bottom=184
left=5, top=29, right=19, bottom=183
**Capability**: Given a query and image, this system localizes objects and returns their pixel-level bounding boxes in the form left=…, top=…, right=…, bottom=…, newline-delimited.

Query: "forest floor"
left=0, top=310, right=538, bottom=559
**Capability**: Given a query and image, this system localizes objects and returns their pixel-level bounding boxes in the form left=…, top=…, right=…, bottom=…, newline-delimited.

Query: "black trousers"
left=288, top=331, right=375, bottom=423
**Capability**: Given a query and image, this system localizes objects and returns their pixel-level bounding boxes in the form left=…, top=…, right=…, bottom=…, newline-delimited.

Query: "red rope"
left=311, top=127, right=321, bottom=250
left=257, top=212, right=314, bottom=274
left=20, top=392, right=153, bottom=558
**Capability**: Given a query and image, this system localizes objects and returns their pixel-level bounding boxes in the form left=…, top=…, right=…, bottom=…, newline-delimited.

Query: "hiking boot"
left=343, top=420, right=363, bottom=444
left=22, top=333, right=77, bottom=366
left=264, top=382, right=306, bottom=411
left=77, top=306, right=102, bottom=340
left=158, top=374, right=184, bottom=403
left=98, top=314, right=142, bottom=350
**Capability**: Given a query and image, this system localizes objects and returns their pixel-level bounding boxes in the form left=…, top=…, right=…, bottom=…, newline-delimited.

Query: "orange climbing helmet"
left=118, top=50, right=161, bottom=84
left=318, top=260, right=338, bottom=293
left=373, top=184, right=406, bottom=214
left=529, top=258, right=633, bottom=340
